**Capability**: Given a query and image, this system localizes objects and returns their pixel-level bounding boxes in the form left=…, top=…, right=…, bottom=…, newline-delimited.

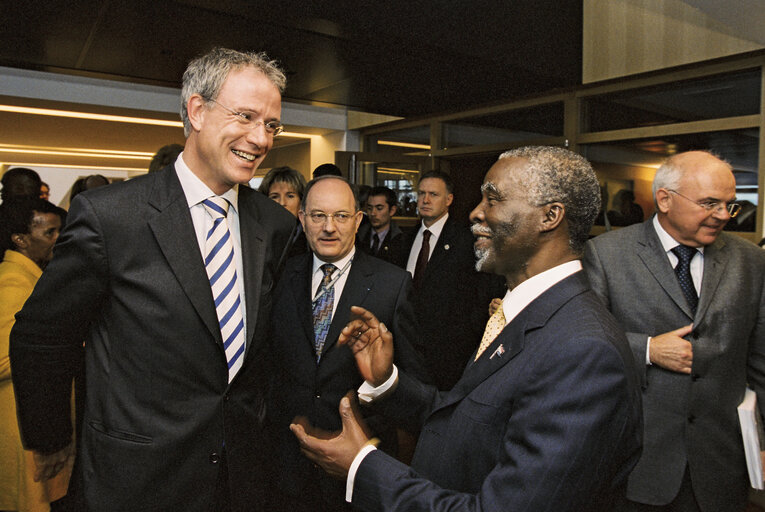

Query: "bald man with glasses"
left=584, top=150, right=765, bottom=512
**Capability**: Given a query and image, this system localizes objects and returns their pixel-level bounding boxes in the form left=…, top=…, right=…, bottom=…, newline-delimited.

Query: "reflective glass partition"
left=358, top=52, right=765, bottom=240
left=441, top=102, right=564, bottom=149
left=582, top=69, right=761, bottom=132
left=581, top=128, right=760, bottom=232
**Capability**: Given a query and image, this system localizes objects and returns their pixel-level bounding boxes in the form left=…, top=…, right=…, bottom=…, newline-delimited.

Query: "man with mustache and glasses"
left=9, top=48, right=296, bottom=511
left=290, top=146, right=642, bottom=512
left=584, top=150, right=765, bottom=512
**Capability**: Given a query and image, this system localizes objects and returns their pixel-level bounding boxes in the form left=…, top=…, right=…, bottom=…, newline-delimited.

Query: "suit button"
left=687, top=415, right=695, bottom=423
left=691, top=331, right=699, bottom=340
left=210, top=452, right=220, bottom=464
left=223, top=393, right=230, bottom=402
left=691, top=373, right=700, bottom=381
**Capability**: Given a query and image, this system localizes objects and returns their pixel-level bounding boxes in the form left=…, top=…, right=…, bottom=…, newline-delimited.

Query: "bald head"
left=653, top=151, right=737, bottom=247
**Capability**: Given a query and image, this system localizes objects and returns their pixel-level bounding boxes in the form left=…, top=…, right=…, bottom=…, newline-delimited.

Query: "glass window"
left=581, top=128, right=759, bottom=232
left=442, top=102, right=564, bottom=149
left=582, top=69, right=761, bottom=133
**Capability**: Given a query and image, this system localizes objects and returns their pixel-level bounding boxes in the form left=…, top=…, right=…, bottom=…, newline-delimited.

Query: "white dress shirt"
left=405, top=213, right=449, bottom=276
left=174, top=153, right=247, bottom=333
left=645, top=215, right=704, bottom=364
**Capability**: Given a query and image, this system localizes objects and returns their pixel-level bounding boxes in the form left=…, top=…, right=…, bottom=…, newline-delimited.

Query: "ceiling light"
left=377, top=140, right=431, bottom=150
left=0, top=104, right=184, bottom=127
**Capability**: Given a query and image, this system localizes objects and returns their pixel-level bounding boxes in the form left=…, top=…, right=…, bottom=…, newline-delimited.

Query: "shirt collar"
left=501, top=260, right=582, bottom=324
left=373, top=227, right=390, bottom=241
left=3, top=249, right=43, bottom=278
left=175, top=152, right=239, bottom=212
left=312, top=247, right=356, bottom=275
left=420, top=212, right=449, bottom=238
left=652, top=215, right=704, bottom=255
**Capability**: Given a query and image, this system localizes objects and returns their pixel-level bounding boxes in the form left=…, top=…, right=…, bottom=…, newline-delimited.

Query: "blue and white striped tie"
left=203, top=197, right=245, bottom=382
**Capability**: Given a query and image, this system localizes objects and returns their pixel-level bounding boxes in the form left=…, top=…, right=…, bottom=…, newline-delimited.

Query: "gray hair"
left=180, top=48, right=286, bottom=136
left=651, top=150, right=729, bottom=207
left=499, top=146, right=600, bottom=255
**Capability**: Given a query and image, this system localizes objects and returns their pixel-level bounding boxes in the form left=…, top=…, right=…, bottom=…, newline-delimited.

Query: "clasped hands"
left=290, top=306, right=394, bottom=478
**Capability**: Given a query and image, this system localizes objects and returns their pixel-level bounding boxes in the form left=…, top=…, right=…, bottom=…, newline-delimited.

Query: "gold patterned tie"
left=475, top=304, right=506, bottom=361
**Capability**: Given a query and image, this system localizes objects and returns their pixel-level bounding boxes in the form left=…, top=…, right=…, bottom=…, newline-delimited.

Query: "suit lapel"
left=290, top=254, right=316, bottom=353
left=148, top=168, right=221, bottom=343
left=696, top=235, right=728, bottom=324
left=237, top=188, right=270, bottom=356
left=432, top=272, right=590, bottom=412
left=424, top=218, right=455, bottom=274
left=636, top=220, right=695, bottom=319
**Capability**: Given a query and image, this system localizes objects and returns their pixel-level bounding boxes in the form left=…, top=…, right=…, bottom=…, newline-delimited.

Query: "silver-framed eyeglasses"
left=206, top=98, right=284, bottom=136
left=668, top=189, right=741, bottom=217
left=303, top=211, right=357, bottom=224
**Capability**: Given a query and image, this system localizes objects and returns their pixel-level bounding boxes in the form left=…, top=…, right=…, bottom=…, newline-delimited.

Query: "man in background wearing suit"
left=404, top=170, right=504, bottom=389
left=584, top=150, right=765, bottom=512
left=269, top=175, right=427, bottom=511
left=291, top=146, right=642, bottom=511
left=9, top=48, right=296, bottom=511
left=356, top=185, right=407, bottom=267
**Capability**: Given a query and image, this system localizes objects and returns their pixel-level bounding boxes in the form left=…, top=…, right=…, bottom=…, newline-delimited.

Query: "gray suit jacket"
left=583, top=218, right=765, bottom=511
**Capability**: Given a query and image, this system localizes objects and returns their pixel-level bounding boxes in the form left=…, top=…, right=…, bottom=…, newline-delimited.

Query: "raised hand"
left=338, top=306, right=394, bottom=387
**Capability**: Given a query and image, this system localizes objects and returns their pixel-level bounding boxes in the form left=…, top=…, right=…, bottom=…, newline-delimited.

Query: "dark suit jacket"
left=404, top=216, right=506, bottom=389
left=584, top=219, right=765, bottom=511
left=268, top=250, right=428, bottom=510
left=356, top=221, right=408, bottom=268
left=350, top=271, right=642, bottom=512
left=9, top=166, right=295, bottom=512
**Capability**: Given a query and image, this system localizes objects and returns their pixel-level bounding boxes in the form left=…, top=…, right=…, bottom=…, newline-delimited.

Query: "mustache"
left=471, top=224, right=492, bottom=237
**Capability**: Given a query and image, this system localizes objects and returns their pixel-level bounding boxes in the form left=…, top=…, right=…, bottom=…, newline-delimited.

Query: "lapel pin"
left=490, top=344, right=505, bottom=359
left=444, top=244, right=450, bottom=250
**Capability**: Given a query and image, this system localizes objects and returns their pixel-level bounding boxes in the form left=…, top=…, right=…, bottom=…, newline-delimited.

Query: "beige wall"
left=583, top=0, right=764, bottom=83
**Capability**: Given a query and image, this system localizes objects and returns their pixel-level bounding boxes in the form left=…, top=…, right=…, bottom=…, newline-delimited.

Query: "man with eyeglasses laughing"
left=584, top=150, right=765, bottom=512
left=268, top=175, right=428, bottom=512
left=9, top=48, right=296, bottom=511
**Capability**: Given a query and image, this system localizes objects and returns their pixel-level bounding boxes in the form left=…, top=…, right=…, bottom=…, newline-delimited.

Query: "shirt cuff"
left=357, top=365, right=399, bottom=405
left=646, top=337, right=652, bottom=365
left=345, top=444, right=378, bottom=502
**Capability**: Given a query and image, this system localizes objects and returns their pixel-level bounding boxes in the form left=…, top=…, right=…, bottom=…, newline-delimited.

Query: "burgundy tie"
left=413, top=229, right=431, bottom=289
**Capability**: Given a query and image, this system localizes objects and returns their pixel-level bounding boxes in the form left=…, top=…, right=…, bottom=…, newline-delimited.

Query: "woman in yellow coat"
left=0, top=198, right=69, bottom=512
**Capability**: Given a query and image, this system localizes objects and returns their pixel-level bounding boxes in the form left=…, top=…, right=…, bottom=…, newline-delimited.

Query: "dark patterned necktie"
left=671, top=245, right=698, bottom=314
left=371, top=233, right=380, bottom=255
left=312, top=264, right=336, bottom=361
